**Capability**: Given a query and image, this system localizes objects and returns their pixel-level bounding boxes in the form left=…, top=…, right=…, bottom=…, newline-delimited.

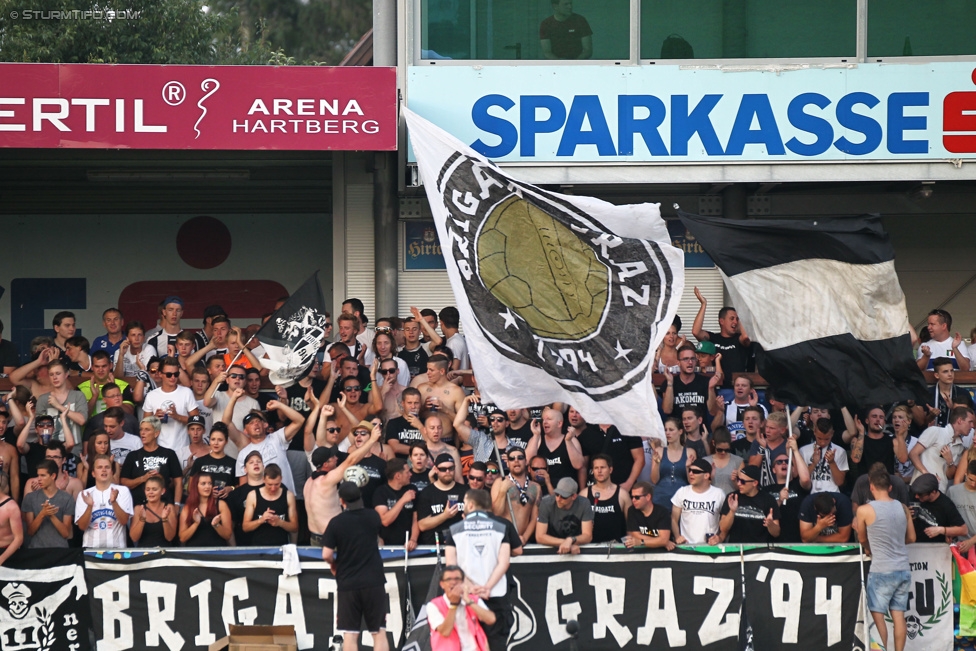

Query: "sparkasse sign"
left=0, top=63, right=397, bottom=150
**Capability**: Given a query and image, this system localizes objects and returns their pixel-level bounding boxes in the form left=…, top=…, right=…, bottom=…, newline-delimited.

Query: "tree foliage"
left=0, top=0, right=373, bottom=65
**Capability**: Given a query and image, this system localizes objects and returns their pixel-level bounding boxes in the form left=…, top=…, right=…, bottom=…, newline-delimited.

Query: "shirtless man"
left=413, top=413, right=463, bottom=484
left=0, top=410, right=19, bottom=501
left=0, top=472, right=23, bottom=565
left=416, top=354, right=466, bottom=443
left=25, top=443, right=83, bottom=501
left=491, top=446, right=540, bottom=545
left=304, top=423, right=382, bottom=546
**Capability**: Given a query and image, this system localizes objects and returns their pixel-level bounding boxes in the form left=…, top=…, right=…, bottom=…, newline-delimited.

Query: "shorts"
left=309, top=532, right=325, bottom=547
left=867, top=570, right=911, bottom=613
left=337, top=586, right=388, bottom=634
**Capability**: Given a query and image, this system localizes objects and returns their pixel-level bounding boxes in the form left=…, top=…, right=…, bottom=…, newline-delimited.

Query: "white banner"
left=866, top=544, right=953, bottom=651
left=404, top=108, right=684, bottom=438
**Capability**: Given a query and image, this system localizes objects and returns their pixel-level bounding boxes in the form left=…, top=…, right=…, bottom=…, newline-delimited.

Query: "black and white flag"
left=256, top=272, right=330, bottom=386
left=678, top=211, right=928, bottom=408
left=405, top=108, right=684, bottom=438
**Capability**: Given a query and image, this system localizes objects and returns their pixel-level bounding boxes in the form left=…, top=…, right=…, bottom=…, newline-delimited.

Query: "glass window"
left=641, top=0, right=856, bottom=59
left=868, top=0, right=976, bottom=57
left=422, top=0, right=629, bottom=61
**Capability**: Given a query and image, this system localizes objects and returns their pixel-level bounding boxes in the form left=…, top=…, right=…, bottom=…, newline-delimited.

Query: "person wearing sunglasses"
left=660, top=344, right=719, bottom=420
left=329, top=376, right=380, bottom=441
left=761, top=439, right=811, bottom=544
left=490, top=447, right=539, bottom=546
left=719, top=464, right=780, bottom=544
left=417, top=453, right=468, bottom=545
left=703, top=427, right=743, bottom=495
left=454, top=397, right=512, bottom=469
left=205, top=364, right=261, bottom=435
left=624, top=481, right=675, bottom=550
left=670, top=458, right=724, bottom=545
left=370, top=355, right=406, bottom=422
left=141, top=356, right=200, bottom=451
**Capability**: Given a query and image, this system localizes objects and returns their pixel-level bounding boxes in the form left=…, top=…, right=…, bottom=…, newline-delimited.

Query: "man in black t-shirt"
left=120, top=418, right=183, bottom=504
left=573, top=407, right=643, bottom=489
left=798, top=492, right=853, bottom=543
left=385, top=388, right=425, bottom=458
left=762, top=447, right=812, bottom=543
left=373, top=459, right=417, bottom=548
left=910, top=473, right=967, bottom=544
left=719, top=465, right=780, bottom=543
left=397, top=318, right=431, bottom=379
left=322, top=482, right=389, bottom=651
left=691, top=287, right=752, bottom=387
left=660, top=344, right=718, bottom=418
left=416, top=453, right=468, bottom=545
left=624, top=481, right=674, bottom=550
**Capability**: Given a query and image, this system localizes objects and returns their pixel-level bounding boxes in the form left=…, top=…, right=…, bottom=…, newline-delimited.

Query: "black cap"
left=434, top=453, right=454, bottom=467
left=243, top=412, right=267, bottom=426
left=203, top=305, right=226, bottom=319
left=187, top=415, right=206, bottom=429
left=739, top=465, right=761, bottom=482
left=689, top=458, right=712, bottom=475
left=35, top=414, right=55, bottom=424
left=311, top=446, right=339, bottom=468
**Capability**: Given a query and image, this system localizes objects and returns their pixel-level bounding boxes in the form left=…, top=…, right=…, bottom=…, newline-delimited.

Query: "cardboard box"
left=208, top=625, right=298, bottom=651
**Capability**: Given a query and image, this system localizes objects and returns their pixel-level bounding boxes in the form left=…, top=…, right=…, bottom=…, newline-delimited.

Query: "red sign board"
left=0, top=63, right=397, bottom=150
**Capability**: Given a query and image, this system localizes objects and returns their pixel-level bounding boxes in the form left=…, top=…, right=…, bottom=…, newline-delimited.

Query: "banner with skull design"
left=404, top=108, right=684, bottom=439
left=255, top=272, right=330, bottom=386
left=0, top=549, right=91, bottom=651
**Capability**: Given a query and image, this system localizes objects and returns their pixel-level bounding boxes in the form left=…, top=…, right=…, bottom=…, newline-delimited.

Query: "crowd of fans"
left=0, top=290, right=972, bottom=558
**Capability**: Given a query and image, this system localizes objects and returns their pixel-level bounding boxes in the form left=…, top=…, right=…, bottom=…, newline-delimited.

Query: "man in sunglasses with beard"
left=490, top=447, right=540, bottom=546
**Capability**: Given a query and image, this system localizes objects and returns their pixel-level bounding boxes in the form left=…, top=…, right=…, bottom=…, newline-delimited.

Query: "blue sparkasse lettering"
left=617, top=95, right=668, bottom=156
left=557, top=95, right=615, bottom=156
left=887, top=92, right=929, bottom=154
left=834, top=92, right=882, bottom=155
left=785, top=93, right=833, bottom=156
left=724, top=94, right=785, bottom=155
left=671, top=95, right=724, bottom=156
left=471, top=94, right=518, bottom=157
left=520, top=95, right=567, bottom=156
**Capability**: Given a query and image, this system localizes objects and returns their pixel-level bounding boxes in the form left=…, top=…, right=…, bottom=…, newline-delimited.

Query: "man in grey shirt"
left=21, top=460, right=74, bottom=548
left=535, top=478, right=593, bottom=554
left=855, top=466, right=916, bottom=651
left=949, top=459, right=976, bottom=552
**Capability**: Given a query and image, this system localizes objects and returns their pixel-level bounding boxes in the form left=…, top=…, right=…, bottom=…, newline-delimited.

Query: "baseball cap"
left=695, top=341, right=717, bottom=355
left=244, top=450, right=264, bottom=464
left=338, top=481, right=362, bottom=504
left=689, top=458, right=713, bottom=475
left=434, top=453, right=455, bottom=467
left=35, top=414, right=55, bottom=425
left=912, top=473, right=939, bottom=495
left=311, top=446, right=339, bottom=468
left=242, top=412, right=267, bottom=427
left=187, top=415, right=206, bottom=429
left=163, top=296, right=184, bottom=307
left=739, top=465, right=761, bottom=482
left=553, top=477, right=579, bottom=498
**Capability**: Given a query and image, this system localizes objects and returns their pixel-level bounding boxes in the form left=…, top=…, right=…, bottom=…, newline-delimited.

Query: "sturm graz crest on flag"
left=436, top=151, right=674, bottom=400
left=271, top=306, right=328, bottom=381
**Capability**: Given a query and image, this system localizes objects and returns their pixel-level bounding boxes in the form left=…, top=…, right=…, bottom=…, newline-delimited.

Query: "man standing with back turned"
left=856, top=466, right=916, bottom=651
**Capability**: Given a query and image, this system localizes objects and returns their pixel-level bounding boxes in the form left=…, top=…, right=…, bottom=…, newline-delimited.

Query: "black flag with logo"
left=256, top=272, right=329, bottom=386
left=678, top=211, right=927, bottom=408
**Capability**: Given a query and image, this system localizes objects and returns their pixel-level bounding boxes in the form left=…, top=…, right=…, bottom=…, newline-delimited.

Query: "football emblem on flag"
left=477, top=196, right=610, bottom=340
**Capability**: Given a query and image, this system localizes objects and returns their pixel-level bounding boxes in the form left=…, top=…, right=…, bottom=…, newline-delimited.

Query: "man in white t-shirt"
left=211, top=364, right=260, bottom=430
left=439, top=306, right=470, bottom=370
left=671, top=458, right=725, bottom=545
left=101, top=408, right=142, bottom=466
left=909, top=406, right=975, bottom=492
left=226, top=398, right=305, bottom=494
left=75, top=456, right=133, bottom=548
left=800, top=418, right=849, bottom=494
left=141, top=356, right=200, bottom=450
left=917, top=308, right=970, bottom=371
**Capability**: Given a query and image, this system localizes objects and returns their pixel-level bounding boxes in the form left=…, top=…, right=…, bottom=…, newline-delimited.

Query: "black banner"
left=0, top=549, right=92, bottom=651
left=80, top=546, right=864, bottom=651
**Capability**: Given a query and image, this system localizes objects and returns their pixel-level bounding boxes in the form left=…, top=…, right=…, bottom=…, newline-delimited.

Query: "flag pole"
left=209, top=332, right=258, bottom=400
left=493, top=441, right=520, bottom=527
left=784, top=407, right=794, bottom=505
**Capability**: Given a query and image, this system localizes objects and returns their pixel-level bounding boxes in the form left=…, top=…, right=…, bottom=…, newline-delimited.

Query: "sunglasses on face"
left=630, top=493, right=646, bottom=500
left=162, top=371, right=179, bottom=378
left=487, top=468, right=499, bottom=475
left=437, top=466, right=455, bottom=473
left=228, top=373, right=245, bottom=380
left=775, top=460, right=790, bottom=465
left=688, top=468, right=704, bottom=475
left=715, top=447, right=731, bottom=453
left=324, top=322, right=332, bottom=328
left=469, top=475, right=485, bottom=482
left=381, top=368, right=398, bottom=375
left=344, top=386, right=361, bottom=392
left=508, top=455, right=525, bottom=461
left=736, top=478, right=756, bottom=484
left=149, top=367, right=161, bottom=373
left=326, top=427, right=341, bottom=433
left=490, top=417, right=507, bottom=423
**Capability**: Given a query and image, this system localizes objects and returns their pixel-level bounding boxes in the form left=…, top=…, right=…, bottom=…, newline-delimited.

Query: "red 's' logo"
left=944, top=69, right=976, bottom=153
